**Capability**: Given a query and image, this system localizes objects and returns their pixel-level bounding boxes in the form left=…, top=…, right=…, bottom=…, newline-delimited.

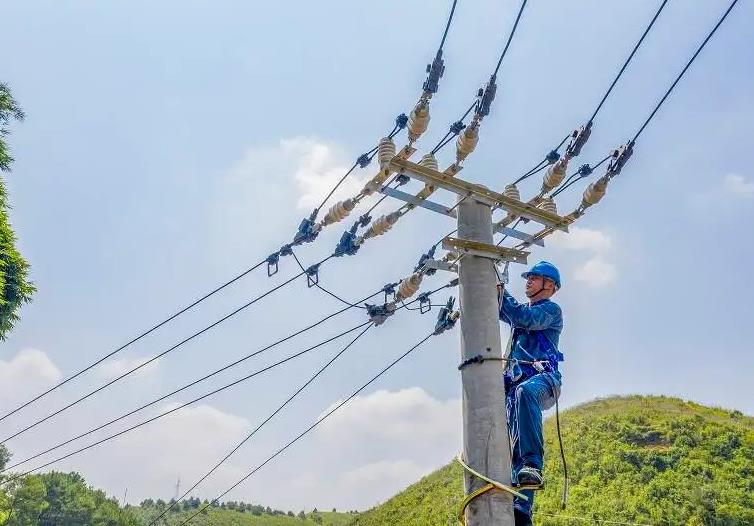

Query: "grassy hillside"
left=133, top=505, right=355, bottom=526
left=350, top=396, right=754, bottom=526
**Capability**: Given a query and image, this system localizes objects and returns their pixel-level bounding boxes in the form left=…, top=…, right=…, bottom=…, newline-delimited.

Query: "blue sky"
left=1, top=0, right=752, bottom=512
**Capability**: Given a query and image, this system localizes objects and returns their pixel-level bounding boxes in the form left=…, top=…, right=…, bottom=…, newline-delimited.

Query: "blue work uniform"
left=499, top=289, right=563, bottom=518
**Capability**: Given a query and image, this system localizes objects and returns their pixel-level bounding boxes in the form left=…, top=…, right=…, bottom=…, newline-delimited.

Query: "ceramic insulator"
left=396, top=272, right=423, bottom=301
left=455, top=126, right=479, bottom=162
left=582, top=176, right=608, bottom=208
left=542, top=159, right=568, bottom=192
left=320, top=198, right=356, bottom=226
left=503, top=184, right=521, bottom=202
left=538, top=197, right=558, bottom=215
left=377, top=137, right=396, bottom=168
left=419, top=153, right=439, bottom=172
left=408, top=103, right=430, bottom=143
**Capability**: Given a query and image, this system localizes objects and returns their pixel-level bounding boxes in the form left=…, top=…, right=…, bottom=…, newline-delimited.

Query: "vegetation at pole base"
left=133, top=503, right=356, bottom=526
left=0, top=82, right=35, bottom=340
left=350, top=396, right=754, bottom=526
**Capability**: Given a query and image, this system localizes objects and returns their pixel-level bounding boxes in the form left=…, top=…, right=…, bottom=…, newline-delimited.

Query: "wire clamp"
left=292, top=211, right=320, bottom=245
left=423, top=50, right=445, bottom=95
left=266, top=252, right=280, bottom=276
left=395, top=112, right=409, bottom=130
left=305, top=263, right=320, bottom=287
left=356, top=153, right=372, bottom=169
left=333, top=227, right=360, bottom=258
left=434, top=297, right=459, bottom=335
left=417, top=292, right=432, bottom=314
left=565, top=121, right=593, bottom=158
left=365, top=302, right=396, bottom=326
left=381, top=282, right=398, bottom=303
left=414, top=246, right=438, bottom=275
left=545, top=149, right=561, bottom=163
left=607, top=140, right=634, bottom=178
left=449, top=120, right=466, bottom=135
left=476, top=75, right=498, bottom=118
left=577, top=164, right=593, bottom=177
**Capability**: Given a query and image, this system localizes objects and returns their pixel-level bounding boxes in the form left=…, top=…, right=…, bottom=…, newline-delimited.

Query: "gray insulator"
left=377, top=137, right=396, bottom=168
left=419, top=153, right=439, bottom=172
left=456, top=126, right=479, bottom=162
left=542, top=160, right=567, bottom=192
left=538, top=197, right=558, bottom=215
left=396, top=272, right=423, bottom=301
left=321, top=198, right=356, bottom=226
left=408, top=103, right=430, bottom=143
left=582, top=176, right=609, bottom=208
left=503, top=184, right=521, bottom=202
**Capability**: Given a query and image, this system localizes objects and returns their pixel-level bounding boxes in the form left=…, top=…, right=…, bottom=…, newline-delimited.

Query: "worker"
left=498, top=261, right=564, bottom=526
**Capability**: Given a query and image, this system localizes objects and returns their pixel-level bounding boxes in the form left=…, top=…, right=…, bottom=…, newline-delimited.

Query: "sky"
left=1, top=0, right=753, bottom=514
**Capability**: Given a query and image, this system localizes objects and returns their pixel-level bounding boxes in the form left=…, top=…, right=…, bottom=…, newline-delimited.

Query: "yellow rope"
left=457, top=483, right=495, bottom=523
left=455, top=454, right=529, bottom=524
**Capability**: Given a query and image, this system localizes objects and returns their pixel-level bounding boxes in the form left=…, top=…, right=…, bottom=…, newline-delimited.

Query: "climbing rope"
left=456, top=454, right=527, bottom=525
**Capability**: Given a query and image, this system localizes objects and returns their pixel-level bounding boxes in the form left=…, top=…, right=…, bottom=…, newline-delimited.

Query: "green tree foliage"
left=0, top=467, right=138, bottom=526
left=351, top=396, right=754, bottom=526
left=0, top=82, right=34, bottom=340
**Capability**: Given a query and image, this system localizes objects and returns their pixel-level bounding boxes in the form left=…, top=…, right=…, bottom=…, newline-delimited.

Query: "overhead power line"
left=0, top=258, right=267, bottom=425
left=0, top=257, right=332, bottom=446
left=493, top=0, right=528, bottom=77
left=148, top=323, right=374, bottom=524
left=178, top=330, right=438, bottom=526
left=632, top=0, right=739, bottom=143
left=0, top=287, right=383, bottom=474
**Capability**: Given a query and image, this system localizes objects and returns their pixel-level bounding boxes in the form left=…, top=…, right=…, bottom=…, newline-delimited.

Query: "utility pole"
left=457, top=197, right=514, bottom=526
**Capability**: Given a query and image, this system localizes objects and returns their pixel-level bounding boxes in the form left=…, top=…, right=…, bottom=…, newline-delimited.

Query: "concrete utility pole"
left=457, top=197, right=514, bottom=526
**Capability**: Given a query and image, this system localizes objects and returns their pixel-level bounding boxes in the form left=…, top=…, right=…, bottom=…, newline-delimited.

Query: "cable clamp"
left=395, top=112, right=409, bottom=130
left=414, top=246, right=438, bottom=275
left=356, top=153, right=371, bottom=169
left=565, top=121, right=593, bottom=158
left=577, top=164, right=593, bottom=177
left=449, top=120, right=466, bottom=135
left=423, top=49, right=445, bottom=95
left=292, top=210, right=320, bottom=245
left=476, top=75, right=498, bottom=118
left=607, top=140, right=634, bottom=178
left=417, top=292, right=432, bottom=314
left=305, top=264, right=320, bottom=287
left=266, top=252, right=280, bottom=277
left=333, top=228, right=360, bottom=258
left=278, top=244, right=293, bottom=257
left=545, top=149, right=561, bottom=164
left=434, top=297, right=459, bottom=335
left=381, top=282, right=398, bottom=303
left=365, top=302, right=396, bottom=326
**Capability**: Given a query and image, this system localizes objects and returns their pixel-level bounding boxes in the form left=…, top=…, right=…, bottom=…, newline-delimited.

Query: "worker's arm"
left=499, top=290, right=561, bottom=330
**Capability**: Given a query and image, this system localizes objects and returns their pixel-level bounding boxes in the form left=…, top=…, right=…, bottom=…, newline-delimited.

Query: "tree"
left=0, top=82, right=34, bottom=339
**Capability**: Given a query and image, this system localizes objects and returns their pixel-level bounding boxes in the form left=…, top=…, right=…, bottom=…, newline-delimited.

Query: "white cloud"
left=548, top=227, right=618, bottom=288
left=723, top=173, right=754, bottom=197
left=573, top=256, right=618, bottom=287
left=97, top=356, right=159, bottom=380
left=0, top=349, right=62, bottom=405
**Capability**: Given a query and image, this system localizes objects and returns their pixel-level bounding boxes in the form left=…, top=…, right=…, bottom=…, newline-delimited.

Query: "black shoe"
left=514, top=508, right=533, bottom=526
left=516, top=465, right=543, bottom=487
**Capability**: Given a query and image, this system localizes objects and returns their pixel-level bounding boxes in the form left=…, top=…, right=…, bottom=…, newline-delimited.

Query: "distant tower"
left=174, top=479, right=181, bottom=501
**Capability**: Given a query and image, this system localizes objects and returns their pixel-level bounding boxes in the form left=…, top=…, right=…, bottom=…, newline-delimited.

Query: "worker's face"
left=525, top=275, right=555, bottom=298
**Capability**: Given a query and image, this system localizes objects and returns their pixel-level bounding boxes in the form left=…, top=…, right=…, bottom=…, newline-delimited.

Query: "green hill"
left=132, top=504, right=354, bottom=526
left=350, top=396, right=754, bottom=526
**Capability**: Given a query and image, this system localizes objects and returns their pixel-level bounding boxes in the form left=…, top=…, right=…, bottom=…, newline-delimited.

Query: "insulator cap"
left=538, top=197, right=558, bottom=215
left=377, top=137, right=396, bottom=168
left=408, top=102, right=430, bottom=143
left=456, top=125, right=479, bottom=162
left=503, top=183, right=521, bottom=202
left=419, top=153, right=439, bottom=172
left=362, top=211, right=400, bottom=240
left=542, top=159, right=568, bottom=192
left=581, top=176, right=609, bottom=208
left=320, top=198, right=356, bottom=226
left=396, top=272, right=423, bottom=302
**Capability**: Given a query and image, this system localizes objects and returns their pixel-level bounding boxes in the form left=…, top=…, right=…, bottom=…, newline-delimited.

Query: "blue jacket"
left=499, top=290, right=564, bottom=381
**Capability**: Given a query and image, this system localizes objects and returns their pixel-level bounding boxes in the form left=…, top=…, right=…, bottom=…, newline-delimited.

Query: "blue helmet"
left=521, top=261, right=561, bottom=289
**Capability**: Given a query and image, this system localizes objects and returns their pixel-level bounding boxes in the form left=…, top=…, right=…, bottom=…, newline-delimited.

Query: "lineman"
left=498, top=261, right=564, bottom=526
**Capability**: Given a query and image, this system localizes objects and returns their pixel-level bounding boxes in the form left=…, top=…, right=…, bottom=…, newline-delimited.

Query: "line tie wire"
left=0, top=321, right=374, bottom=485
left=148, top=323, right=374, bottom=524
left=632, top=0, right=739, bottom=143
left=2, top=281, right=455, bottom=479
left=0, top=257, right=268, bottom=425
left=177, top=330, right=437, bottom=526
left=0, top=256, right=332, bottom=446
left=0, top=287, right=384, bottom=475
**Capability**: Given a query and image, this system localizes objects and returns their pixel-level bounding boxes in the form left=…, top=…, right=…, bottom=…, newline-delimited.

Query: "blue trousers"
left=505, top=371, right=561, bottom=516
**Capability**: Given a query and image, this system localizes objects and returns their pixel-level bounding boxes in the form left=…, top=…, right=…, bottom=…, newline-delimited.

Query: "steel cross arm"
left=389, top=158, right=570, bottom=231
left=442, top=237, right=530, bottom=265
left=378, top=186, right=457, bottom=218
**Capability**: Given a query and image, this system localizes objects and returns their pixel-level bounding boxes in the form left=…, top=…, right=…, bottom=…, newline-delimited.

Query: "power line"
left=632, top=0, right=739, bottom=143
left=438, top=0, right=459, bottom=52
left=0, top=321, right=374, bottom=484
left=587, top=0, right=670, bottom=124
left=148, top=323, right=374, bottom=524
left=178, top=331, right=437, bottom=526
left=493, top=0, right=528, bottom=77
left=0, top=258, right=268, bottom=425
left=0, top=257, right=331, bottom=445
left=0, top=287, right=382, bottom=474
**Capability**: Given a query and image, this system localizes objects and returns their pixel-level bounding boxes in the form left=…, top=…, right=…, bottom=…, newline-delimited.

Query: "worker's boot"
left=516, top=465, right=543, bottom=488
left=514, top=508, right=533, bottom=526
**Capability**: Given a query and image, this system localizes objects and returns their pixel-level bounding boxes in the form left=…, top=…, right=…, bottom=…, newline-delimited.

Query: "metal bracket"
left=442, top=237, right=529, bottom=265
left=492, top=225, right=545, bottom=247
left=379, top=187, right=457, bottom=218
left=305, top=264, right=320, bottom=287
left=420, top=259, right=458, bottom=274
left=389, top=158, right=569, bottom=231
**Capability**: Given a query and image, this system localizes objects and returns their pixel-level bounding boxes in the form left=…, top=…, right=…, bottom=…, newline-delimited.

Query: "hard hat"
left=521, top=261, right=561, bottom=289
